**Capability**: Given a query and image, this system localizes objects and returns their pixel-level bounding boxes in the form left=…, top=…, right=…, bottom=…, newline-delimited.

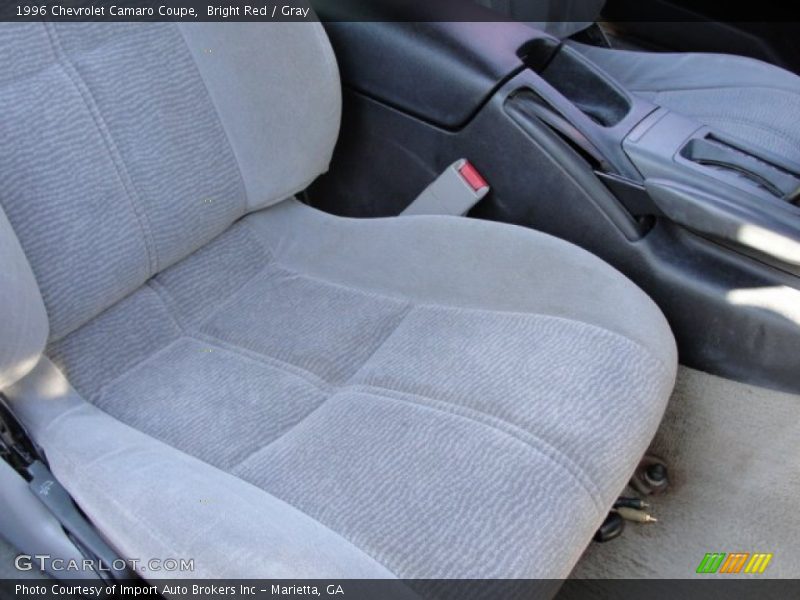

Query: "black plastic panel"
left=536, top=44, right=631, bottom=127
left=322, top=21, right=540, bottom=129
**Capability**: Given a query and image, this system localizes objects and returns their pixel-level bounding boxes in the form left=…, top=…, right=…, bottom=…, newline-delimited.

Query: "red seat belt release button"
left=401, top=159, right=490, bottom=216
left=458, top=160, right=489, bottom=192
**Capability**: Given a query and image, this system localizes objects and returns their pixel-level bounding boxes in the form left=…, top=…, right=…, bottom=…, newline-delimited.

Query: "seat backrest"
left=0, top=22, right=341, bottom=388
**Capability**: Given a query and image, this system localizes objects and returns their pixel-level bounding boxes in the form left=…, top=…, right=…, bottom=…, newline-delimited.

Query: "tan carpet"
left=570, top=366, right=800, bottom=578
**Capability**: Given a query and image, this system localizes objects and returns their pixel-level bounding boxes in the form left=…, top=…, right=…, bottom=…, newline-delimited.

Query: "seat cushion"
left=10, top=200, right=677, bottom=579
left=572, top=43, right=800, bottom=166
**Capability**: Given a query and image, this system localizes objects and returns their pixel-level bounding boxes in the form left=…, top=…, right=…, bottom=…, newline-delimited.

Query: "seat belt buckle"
left=401, top=159, right=490, bottom=216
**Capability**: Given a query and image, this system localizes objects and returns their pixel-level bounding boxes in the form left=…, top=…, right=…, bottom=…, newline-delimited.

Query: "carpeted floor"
left=570, top=366, right=800, bottom=578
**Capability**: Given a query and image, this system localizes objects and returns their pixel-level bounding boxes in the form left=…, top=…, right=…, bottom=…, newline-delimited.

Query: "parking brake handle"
left=683, top=137, right=800, bottom=202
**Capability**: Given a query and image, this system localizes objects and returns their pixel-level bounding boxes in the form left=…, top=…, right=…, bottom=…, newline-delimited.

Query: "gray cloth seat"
left=572, top=43, right=800, bottom=166
left=0, top=22, right=676, bottom=580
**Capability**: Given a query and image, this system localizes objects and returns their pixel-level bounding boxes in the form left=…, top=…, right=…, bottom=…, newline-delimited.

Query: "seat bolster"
left=6, top=359, right=400, bottom=580
left=0, top=206, right=48, bottom=390
left=245, top=200, right=677, bottom=373
left=178, top=23, right=342, bottom=211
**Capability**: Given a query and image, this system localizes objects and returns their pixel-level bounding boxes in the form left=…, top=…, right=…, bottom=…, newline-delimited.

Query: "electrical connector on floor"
left=594, top=511, right=625, bottom=543
left=614, top=496, right=650, bottom=510
left=632, top=455, right=669, bottom=495
left=614, top=506, right=658, bottom=524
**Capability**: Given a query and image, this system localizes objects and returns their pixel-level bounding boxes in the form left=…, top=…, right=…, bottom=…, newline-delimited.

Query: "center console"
left=504, top=38, right=800, bottom=269
left=309, top=20, right=800, bottom=393
left=620, top=112, right=800, bottom=268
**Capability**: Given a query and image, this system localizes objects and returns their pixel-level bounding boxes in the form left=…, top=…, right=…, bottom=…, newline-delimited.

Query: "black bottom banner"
left=3, top=579, right=800, bottom=600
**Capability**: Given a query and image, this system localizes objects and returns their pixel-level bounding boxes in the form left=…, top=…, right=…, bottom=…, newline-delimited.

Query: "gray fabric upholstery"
left=249, top=200, right=673, bottom=362
left=178, top=23, right=341, bottom=211
left=27, top=201, right=675, bottom=578
left=0, top=206, right=48, bottom=389
left=0, top=23, right=339, bottom=342
left=572, top=43, right=800, bottom=165
left=2, top=21, right=677, bottom=580
left=7, top=360, right=402, bottom=580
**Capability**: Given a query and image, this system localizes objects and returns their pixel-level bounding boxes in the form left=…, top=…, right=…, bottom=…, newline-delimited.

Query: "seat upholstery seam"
left=148, top=221, right=277, bottom=332
left=221, top=305, right=416, bottom=471
left=87, top=331, right=335, bottom=407
left=83, top=293, right=659, bottom=516
left=185, top=263, right=295, bottom=332
left=186, top=321, right=654, bottom=515
left=227, top=392, right=333, bottom=474
left=285, top=267, right=674, bottom=377
left=38, top=402, right=88, bottom=440
left=59, top=251, right=286, bottom=405
left=174, top=24, right=249, bottom=216
left=344, top=304, right=414, bottom=383
left=61, top=281, right=188, bottom=402
left=195, top=296, right=413, bottom=392
left=66, top=235, right=670, bottom=430
left=243, top=214, right=279, bottom=259
left=225, top=377, right=601, bottom=568
left=147, top=279, right=189, bottom=333
left=43, top=23, right=160, bottom=275
left=88, top=336, right=188, bottom=404
left=346, top=384, right=607, bottom=515
left=242, top=216, right=673, bottom=376
left=188, top=331, right=335, bottom=393
left=222, top=261, right=673, bottom=382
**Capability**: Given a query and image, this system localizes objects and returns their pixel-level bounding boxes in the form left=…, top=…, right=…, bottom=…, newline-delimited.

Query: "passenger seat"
left=0, top=22, right=676, bottom=579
